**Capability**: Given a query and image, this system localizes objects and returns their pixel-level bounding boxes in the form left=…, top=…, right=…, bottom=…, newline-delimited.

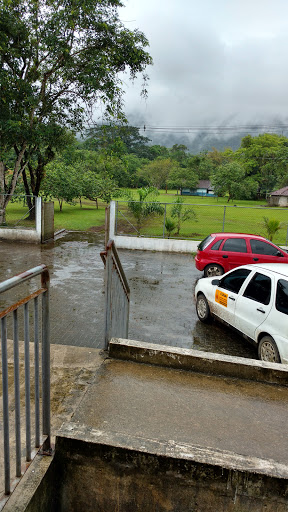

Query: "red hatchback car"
left=195, top=233, right=288, bottom=277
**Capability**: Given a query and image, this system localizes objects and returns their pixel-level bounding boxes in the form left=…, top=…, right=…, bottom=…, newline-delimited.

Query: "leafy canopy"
left=0, top=0, right=152, bottom=220
left=0, top=0, right=152, bottom=142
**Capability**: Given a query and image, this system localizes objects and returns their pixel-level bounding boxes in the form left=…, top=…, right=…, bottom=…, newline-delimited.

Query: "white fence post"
left=109, top=201, right=116, bottom=240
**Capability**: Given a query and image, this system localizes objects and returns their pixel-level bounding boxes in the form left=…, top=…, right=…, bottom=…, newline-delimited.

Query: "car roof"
left=211, top=233, right=269, bottom=241
left=240, top=263, right=288, bottom=278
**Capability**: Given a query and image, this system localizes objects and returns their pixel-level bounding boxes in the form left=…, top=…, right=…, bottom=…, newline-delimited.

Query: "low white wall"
left=113, top=235, right=199, bottom=253
left=0, top=228, right=40, bottom=243
left=0, top=197, right=42, bottom=243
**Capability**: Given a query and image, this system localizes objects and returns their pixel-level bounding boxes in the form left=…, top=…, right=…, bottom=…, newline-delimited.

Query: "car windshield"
left=198, top=235, right=215, bottom=251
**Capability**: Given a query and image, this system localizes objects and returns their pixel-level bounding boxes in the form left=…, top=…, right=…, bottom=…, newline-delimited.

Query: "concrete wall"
left=0, top=197, right=42, bottom=243
left=17, top=432, right=288, bottom=512
left=109, top=201, right=199, bottom=253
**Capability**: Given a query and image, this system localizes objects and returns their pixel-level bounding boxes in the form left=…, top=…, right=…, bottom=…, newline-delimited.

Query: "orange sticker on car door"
left=215, top=289, right=228, bottom=307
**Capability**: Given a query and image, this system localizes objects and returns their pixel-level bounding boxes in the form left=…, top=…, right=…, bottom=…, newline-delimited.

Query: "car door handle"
left=257, top=308, right=265, bottom=313
left=253, top=258, right=259, bottom=261
left=229, top=296, right=235, bottom=301
left=222, top=255, right=228, bottom=258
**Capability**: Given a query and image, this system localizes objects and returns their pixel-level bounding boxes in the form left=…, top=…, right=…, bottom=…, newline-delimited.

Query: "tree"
left=170, top=197, right=197, bottom=235
left=211, top=162, right=251, bottom=202
left=42, top=162, right=82, bottom=211
left=169, top=144, right=189, bottom=167
left=126, top=187, right=164, bottom=233
left=82, top=171, right=119, bottom=208
left=0, top=0, right=152, bottom=223
left=168, top=164, right=198, bottom=194
left=21, top=129, right=76, bottom=217
left=84, top=124, right=152, bottom=158
left=138, top=158, right=179, bottom=191
left=235, top=133, right=288, bottom=197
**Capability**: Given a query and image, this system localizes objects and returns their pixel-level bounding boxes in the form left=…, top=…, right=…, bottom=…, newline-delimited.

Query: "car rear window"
left=198, top=235, right=215, bottom=251
left=211, top=239, right=223, bottom=250
left=276, top=279, right=288, bottom=315
left=243, top=272, right=271, bottom=305
left=222, top=238, right=247, bottom=252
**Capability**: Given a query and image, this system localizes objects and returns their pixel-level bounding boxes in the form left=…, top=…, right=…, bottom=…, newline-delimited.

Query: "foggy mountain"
left=143, top=130, right=245, bottom=153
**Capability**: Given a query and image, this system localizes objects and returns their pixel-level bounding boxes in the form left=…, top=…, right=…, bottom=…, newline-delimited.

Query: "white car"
left=195, top=263, right=288, bottom=364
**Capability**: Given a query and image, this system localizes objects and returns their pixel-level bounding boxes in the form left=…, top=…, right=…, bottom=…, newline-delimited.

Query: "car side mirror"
left=212, top=279, right=220, bottom=286
left=276, top=251, right=284, bottom=257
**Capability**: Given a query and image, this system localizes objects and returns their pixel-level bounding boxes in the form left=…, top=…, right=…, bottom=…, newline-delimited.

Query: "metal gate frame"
left=101, top=240, right=130, bottom=349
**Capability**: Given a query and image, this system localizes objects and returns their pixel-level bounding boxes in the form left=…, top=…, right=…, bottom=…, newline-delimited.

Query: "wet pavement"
left=0, top=231, right=257, bottom=360
left=71, top=356, right=288, bottom=467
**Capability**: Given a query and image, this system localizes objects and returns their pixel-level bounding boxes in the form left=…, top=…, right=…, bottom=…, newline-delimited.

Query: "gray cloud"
left=118, top=0, right=288, bottom=142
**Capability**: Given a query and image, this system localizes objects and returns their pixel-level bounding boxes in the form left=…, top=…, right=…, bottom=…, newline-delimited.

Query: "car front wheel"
left=196, top=293, right=211, bottom=323
left=258, top=335, right=281, bottom=363
left=204, top=264, right=224, bottom=278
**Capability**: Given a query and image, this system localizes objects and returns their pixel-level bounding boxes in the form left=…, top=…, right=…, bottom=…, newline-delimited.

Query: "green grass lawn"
left=4, top=192, right=288, bottom=245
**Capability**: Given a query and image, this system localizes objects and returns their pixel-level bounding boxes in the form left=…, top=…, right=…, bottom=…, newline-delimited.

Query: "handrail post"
left=24, top=302, right=31, bottom=462
left=42, top=268, right=51, bottom=451
left=1, top=317, right=10, bottom=494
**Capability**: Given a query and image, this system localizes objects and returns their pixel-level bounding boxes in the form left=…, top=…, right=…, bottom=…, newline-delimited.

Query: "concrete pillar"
left=41, top=202, right=54, bottom=243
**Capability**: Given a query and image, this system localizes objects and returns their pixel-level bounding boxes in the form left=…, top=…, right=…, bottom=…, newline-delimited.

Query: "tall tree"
left=84, top=124, right=152, bottom=158
left=0, top=0, right=152, bottom=223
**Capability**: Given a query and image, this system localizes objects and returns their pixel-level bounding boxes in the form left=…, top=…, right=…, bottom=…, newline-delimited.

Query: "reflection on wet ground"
left=0, top=231, right=257, bottom=360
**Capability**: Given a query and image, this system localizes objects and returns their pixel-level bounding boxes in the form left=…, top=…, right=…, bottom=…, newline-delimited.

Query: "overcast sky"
left=119, top=0, right=288, bottom=137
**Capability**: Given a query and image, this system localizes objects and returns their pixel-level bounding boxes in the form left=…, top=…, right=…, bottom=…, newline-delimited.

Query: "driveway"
left=0, top=231, right=257, bottom=360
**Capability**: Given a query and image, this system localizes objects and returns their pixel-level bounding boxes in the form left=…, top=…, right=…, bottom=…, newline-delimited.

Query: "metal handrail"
left=0, top=265, right=51, bottom=496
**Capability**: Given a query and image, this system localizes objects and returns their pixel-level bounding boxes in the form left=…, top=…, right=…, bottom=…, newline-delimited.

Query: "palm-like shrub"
left=263, top=217, right=282, bottom=241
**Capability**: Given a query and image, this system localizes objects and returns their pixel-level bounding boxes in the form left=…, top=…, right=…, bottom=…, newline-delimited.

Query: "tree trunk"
left=0, top=144, right=27, bottom=224
left=22, top=170, right=35, bottom=220
left=0, top=193, right=6, bottom=225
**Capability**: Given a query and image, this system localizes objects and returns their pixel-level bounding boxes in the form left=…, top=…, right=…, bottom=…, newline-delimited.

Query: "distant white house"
left=268, top=186, right=288, bottom=207
left=181, top=180, right=216, bottom=197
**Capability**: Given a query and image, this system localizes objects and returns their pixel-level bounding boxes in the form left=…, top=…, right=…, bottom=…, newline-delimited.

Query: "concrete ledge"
left=2, top=452, right=54, bottom=512
left=109, top=338, right=288, bottom=386
left=58, top=422, right=288, bottom=479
